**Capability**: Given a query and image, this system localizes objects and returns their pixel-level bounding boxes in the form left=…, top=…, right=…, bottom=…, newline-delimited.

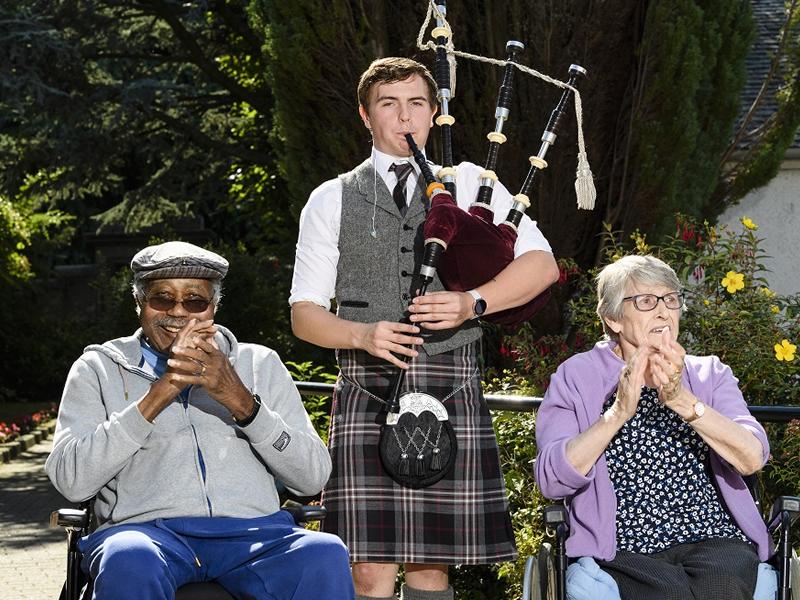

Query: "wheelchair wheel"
left=523, top=542, right=558, bottom=600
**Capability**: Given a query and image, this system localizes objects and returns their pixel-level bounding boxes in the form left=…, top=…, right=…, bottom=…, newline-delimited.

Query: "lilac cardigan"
left=534, top=340, right=772, bottom=561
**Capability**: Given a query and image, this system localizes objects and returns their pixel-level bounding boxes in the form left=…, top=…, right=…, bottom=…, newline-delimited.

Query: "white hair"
left=595, top=255, right=682, bottom=341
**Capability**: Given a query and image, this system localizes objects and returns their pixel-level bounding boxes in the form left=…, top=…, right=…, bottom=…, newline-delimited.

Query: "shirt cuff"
left=288, top=293, right=331, bottom=311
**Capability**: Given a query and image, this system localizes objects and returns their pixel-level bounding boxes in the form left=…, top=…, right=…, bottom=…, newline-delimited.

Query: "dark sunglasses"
left=146, top=295, right=211, bottom=313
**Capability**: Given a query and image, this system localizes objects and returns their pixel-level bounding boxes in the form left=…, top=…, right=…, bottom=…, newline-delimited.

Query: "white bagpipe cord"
left=370, top=146, right=379, bottom=238
left=416, top=0, right=597, bottom=210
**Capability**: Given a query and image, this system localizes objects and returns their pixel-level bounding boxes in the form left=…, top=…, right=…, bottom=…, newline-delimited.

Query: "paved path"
left=0, top=438, right=68, bottom=599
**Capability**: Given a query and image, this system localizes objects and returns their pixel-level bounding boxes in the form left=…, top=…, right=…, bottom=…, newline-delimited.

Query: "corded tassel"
left=398, top=453, right=409, bottom=476
left=574, top=151, right=596, bottom=210
left=431, top=447, right=442, bottom=471
left=416, top=454, right=425, bottom=476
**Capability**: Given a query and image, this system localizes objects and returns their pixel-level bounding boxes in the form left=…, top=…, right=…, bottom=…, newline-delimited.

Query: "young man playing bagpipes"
left=289, top=57, right=559, bottom=600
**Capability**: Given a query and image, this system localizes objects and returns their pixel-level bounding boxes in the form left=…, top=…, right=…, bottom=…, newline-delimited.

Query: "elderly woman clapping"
left=535, top=255, right=771, bottom=600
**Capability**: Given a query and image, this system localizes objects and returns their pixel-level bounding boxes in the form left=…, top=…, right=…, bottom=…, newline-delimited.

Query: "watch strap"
left=467, top=289, right=486, bottom=319
left=234, top=393, right=261, bottom=427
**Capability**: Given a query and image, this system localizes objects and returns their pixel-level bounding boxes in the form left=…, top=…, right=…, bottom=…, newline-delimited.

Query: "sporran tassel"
left=398, top=452, right=410, bottom=476
left=416, top=453, right=425, bottom=476
left=574, top=151, right=596, bottom=210
left=431, top=447, right=442, bottom=471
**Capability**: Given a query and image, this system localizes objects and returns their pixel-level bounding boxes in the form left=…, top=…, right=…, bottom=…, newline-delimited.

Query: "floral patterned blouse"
left=603, top=387, right=750, bottom=554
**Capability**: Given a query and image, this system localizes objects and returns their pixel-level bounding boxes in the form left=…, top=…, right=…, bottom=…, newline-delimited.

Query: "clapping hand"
left=649, top=326, right=687, bottom=406
left=609, top=348, right=648, bottom=422
left=166, top=319, right=252, bottom=416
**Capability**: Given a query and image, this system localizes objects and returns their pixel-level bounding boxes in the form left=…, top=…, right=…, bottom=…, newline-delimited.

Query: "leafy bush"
left=489, top=379, right=547, bottom=599
left=285, top=360, right=336, bottom=443
left=770, top=419, right=800, bottom=497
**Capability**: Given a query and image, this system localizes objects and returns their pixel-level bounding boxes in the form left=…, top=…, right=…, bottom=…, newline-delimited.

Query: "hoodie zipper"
left=184, top=388, right=213, bottom=516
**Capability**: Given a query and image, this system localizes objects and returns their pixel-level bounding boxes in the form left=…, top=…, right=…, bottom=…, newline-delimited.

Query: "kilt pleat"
left=321, top=343, right=518, bottom=564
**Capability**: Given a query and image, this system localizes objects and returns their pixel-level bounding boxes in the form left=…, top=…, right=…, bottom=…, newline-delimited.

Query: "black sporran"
left=378, top=391, right=457, bottom=488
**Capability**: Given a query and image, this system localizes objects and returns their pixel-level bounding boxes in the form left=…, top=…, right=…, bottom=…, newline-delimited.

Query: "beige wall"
left=718, top=154, right=800, bottom=296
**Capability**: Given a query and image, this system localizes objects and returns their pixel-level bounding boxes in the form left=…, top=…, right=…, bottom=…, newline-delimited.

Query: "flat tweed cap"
left=131, top=241, right=229, bottom=281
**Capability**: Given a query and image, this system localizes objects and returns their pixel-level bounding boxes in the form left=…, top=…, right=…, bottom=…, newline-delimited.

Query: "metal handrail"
left=294, top=381, right=800, bottom=422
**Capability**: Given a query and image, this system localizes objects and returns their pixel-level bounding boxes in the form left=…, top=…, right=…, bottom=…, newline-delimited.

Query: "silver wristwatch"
left=467, top=289, right=487, bottom=319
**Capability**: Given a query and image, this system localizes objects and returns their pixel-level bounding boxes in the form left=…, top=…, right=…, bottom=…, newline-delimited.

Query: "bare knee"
left=404, top=563, right=448, bottom=591
left=352, top=562, right=399, bottom=597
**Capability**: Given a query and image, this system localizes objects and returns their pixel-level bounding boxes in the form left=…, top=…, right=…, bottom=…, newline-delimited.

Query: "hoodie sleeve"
left=534, top=360, right=595, bottom=500
left=45, top=355, right=154, bottom=502
left=236, top=349, right=331, bottom=496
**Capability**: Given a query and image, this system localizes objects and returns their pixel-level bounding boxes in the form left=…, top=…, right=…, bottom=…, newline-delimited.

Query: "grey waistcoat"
left=336, top=159, right=481, bottom=356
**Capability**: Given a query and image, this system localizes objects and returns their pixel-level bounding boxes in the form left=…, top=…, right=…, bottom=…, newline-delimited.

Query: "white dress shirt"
left=290, top=147, right=553, bottom=310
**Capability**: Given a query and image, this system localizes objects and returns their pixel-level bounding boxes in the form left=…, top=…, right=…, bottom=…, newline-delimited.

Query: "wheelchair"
left=522, top=492, right=800, bottom=600
left=50, top=499, right=327, bottom=600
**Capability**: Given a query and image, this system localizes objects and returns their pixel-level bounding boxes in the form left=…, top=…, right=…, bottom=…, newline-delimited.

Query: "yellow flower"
left=611, top=253, right=622, bottom=262
left=771, top=305, right=780, bottom=314
left=774, top=339, right=797, bottom=362
left=760, top=287, right=776, bottom=298
left=741, top=216, right=758, bottom=230
left=703, top=299, right=711, bottom=306
left=721, top=271, right=745, bottom=293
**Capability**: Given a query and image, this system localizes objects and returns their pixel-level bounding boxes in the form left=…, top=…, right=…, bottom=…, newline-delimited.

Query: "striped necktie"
left=390, top=162, right=414, bottom=216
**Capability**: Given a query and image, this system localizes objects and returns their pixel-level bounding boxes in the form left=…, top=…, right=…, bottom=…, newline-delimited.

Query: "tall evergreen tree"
left=612, top=0, right=755, bottom=242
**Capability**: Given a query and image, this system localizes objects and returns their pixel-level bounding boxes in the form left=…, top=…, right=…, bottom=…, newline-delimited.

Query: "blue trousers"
left=78, top=510, right=355, bottom=600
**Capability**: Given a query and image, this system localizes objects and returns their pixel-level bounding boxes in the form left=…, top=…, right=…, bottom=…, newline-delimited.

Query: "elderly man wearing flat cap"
left=46, top=241, right=354, bottom=600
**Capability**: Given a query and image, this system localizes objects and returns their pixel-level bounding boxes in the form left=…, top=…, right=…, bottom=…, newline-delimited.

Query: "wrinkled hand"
left=357, top=321, right=423, bottom=369
left=167, top=334, right=251, bottom=415
left=153, top=319, right=216, bottom=397
left=649, top=326, right=687, bottom=407
left=172, top=319, right=217, bottom=351
left=609, top=348, right=649, bottom=423
left=408, top=291, right=473, bottom=330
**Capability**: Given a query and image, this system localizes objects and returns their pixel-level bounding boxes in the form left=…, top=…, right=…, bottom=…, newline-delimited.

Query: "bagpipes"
left=378, top=0, right=595, bottom=489
left=418, top=2, right=591, bottom=328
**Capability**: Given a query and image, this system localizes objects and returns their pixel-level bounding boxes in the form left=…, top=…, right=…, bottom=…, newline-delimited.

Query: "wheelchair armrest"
left=543, top=504, right=567, bottom=526
left=50, top=508, right=90, bottom=529
left=281, top=500, right=327, bottom=524
left=768, top=496, right=800, bottom=532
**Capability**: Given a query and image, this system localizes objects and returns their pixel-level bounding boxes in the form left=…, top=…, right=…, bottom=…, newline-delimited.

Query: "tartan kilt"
left=321, top=342, right=518, bottom=565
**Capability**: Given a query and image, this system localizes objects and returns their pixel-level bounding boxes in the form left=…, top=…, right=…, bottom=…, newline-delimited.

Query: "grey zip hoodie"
left=45, top=325, right=331, bottom=531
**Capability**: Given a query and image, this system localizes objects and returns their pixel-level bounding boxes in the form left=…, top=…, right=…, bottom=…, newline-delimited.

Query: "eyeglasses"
left=623, top=291, right=684, bottom=312
left=146, top=295, right=212, bottom=313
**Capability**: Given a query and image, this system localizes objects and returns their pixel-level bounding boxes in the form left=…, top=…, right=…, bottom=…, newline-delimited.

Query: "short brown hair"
left=357, top=57, right=438, bottom=112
